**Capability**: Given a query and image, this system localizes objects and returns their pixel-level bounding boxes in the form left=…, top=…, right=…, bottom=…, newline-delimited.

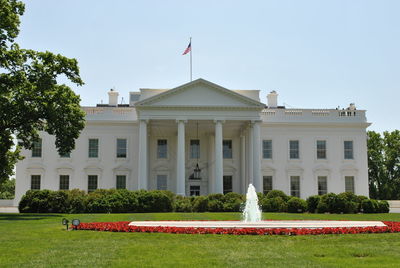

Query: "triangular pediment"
left=135, top=79, right=265, bottom=109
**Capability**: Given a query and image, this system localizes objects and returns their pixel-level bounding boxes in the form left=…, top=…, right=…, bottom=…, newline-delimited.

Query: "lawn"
left=1, top=213, right=400, bottom=267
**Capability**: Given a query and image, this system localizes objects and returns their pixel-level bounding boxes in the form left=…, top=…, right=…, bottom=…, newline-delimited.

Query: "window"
left=263, top=176, right=273, bottom=194
left=344, top=141, right=354, bottom=159
left=290, top=176, right=300, bottom=197
left=223, top=140, right=232, bottom=159
left=116, top=175, right=126, bottom=189
left=157, top=139, right=167, bottom=159
left=317, top=176, right=327, bottom=195
left=263, top=140, right=272, bottom=159
left=116, top=139, right=127, bottom=158
left=157, top=175, right=167, bottom=190
left=59, top=152, right=70, bottom=158
left=190, top=139, right=200, bottom=159
left=30, top=175, right=41, bottom=190
left=223, top=175, right=233, bottom=194
left=88, top=175, right=98, bottom=193
left=316, top=140, right=326, bottom=159
left=88, top=139, right=99, bottom=158
left=345, top=176, right=355, bottom=193
left=32, top=138, right=42, bottom=157
left=190, top=185, right=200, bottom=196
left=59, top=175, right=69, bottom=190
left=289, top=140, right=299, bottom=159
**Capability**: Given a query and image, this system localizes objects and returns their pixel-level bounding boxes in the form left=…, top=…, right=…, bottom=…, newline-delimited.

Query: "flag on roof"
left=182, top=41, right=191, bottom=55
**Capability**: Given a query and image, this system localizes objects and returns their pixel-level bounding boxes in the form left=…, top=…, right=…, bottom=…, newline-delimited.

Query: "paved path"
left=129, top=220, right=386, bottom=229
left=0, top=207, right=19, bottom=213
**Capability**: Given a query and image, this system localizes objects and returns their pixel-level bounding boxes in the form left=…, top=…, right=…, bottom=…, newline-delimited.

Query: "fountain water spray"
left=242, top=184, right=262, bottom=222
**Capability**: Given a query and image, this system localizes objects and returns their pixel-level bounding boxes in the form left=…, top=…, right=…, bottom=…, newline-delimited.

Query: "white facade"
left=15, top=79, right=370, bottom=204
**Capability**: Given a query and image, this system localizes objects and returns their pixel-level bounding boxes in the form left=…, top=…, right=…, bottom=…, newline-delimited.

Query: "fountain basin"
left=128, top=220, right=386, bottom=229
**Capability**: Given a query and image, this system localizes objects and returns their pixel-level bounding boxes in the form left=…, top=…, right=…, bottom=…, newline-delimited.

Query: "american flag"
left=182, top=41, right=191, bottom=55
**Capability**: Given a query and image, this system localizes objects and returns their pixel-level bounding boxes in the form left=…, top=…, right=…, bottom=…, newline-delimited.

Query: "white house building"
left=14, top=79, right=370, bottom=204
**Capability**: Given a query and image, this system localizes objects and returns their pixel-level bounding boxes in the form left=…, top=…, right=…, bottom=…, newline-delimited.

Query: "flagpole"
left=190, top=37, right=192, bottom=81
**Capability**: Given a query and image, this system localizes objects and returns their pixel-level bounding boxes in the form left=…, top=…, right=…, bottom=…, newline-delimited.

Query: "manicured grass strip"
left=73, top=221, right=400, bottom=236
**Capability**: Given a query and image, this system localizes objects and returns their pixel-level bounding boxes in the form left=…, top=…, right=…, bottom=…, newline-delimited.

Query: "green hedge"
left=18, top=189, right=390, bottom=214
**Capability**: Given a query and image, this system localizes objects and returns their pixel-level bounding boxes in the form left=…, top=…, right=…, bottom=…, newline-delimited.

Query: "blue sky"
left=17, top=0, right=400, bottom=133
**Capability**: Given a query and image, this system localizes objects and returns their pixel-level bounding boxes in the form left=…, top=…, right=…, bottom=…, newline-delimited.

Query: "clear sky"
left=17, top=0, right=400, bottom=133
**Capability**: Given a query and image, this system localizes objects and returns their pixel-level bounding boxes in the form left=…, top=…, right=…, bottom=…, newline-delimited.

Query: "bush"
left=306, top=195, right=320, bottom=213
left=223, top=192, right=244, bottom=212
left=287, top=197, right=307, bottom=213
left=261, top=196, right=287, bottom=212
left=19, top=190, right=52, bottom=213
left=67, top=189, right=86, bottom=213
left=192, top=196, right=208, bottom=212
left=377, top=200, right=390, bottom=213
left=136, top=190, right=173, bottom=212
left=207, top=199, right=224, bottom=212
left=174, top=196, right=193, bottom=212
left=0, top=178, right=15, bottom=199
left=361, top=199, right=379, bottom=213
left=265, top=190, right=289, bottom=201
left=48, top=191, right=69, bottom=213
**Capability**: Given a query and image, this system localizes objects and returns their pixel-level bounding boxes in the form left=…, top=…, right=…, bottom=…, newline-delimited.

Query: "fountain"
left=242, top=184, right=262, bottom=223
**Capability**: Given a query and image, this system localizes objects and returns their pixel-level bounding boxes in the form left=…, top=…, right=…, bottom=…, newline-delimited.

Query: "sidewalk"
left=0, top=206, right=19, bottom=213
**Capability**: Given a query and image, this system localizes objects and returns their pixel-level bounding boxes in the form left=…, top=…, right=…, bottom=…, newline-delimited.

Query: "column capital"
left=213, top=119, right=225, bottom=124
left=251, top=119, right=263, bottom=124
left=176, top=119, right=188, bottom=124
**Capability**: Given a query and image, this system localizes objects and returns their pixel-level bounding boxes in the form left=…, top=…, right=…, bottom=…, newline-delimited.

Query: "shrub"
left=223, top=192, right=244, bottom=212
left=306, top=195, right=321, bottom=213
left=192, top=196, right=208, bottom=212
left=287, top=197, right=307, bottom=213
left=361, top=199, right=379, bottom=213
left=174, top=196, right=193, bottom=212
left=48, top=191, right=69, bottom=213
left=66, top=189, right=86, bottom=213
left=136, top=190, right=173, bottom=212
left=265, top=190, right=289, bottom=201
left=317, top=193, right=350, bottom=213
left=207, top=199, right=224, bottom=212
left=261, top=196, right=287, bottom=212
left=377, top=200, right=390, bottom=213
left=19, top=190, right=52, bottom=213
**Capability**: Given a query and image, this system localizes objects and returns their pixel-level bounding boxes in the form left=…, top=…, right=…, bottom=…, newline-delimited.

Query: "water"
left=242, top=184, right=262, bottom=222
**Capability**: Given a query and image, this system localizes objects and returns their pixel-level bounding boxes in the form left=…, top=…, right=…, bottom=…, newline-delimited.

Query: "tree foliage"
left=368, top=130, right=400, bottom=199
left=0, top=0, right=85, bottom=183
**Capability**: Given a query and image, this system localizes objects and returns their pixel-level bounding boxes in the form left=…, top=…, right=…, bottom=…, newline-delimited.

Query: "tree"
left=0, top=178, right=15, bottom=199
left=368, top=130, right=400, bottom=199
left=0, top=0, right=85, bottom=183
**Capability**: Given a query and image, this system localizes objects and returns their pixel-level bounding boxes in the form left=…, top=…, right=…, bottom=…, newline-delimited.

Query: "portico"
left=134, top=79, right=265, bottom=196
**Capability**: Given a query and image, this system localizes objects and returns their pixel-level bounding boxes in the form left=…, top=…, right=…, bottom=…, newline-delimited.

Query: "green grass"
left=1, top=213, right=400, bottom=267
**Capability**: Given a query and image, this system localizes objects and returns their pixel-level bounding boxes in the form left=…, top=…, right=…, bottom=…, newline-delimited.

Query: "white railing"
left=82, top=107, right=136, bottom=121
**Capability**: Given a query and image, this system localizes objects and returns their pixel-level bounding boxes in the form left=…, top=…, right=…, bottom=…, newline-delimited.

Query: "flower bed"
left=72, top=221, right=400, bottom=236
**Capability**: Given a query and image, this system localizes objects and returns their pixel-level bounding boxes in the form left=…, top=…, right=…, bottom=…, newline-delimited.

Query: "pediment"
left=135, top=79, right=265, bottom=109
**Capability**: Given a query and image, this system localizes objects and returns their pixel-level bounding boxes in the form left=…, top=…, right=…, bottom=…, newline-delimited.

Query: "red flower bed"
left=72, top=221, right=400, bottom=236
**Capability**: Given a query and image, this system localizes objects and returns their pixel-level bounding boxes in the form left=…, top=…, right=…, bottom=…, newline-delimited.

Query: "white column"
left=240, top=133, right=246, bottom=194
left=176, top=120, right=186, bottom=196
left=208, top=134, right=215, bottom=194
left=248, top=123, right=254, bottom=185
left=252, top=120, right=262, bottom=193
left=214, top=120, right=223, bottom=194
left=138, top=119, right=148, bottom=190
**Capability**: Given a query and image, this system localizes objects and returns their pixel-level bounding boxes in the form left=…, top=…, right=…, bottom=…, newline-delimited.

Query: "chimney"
left=108, top=88, right=119, bottom=106
left=267, top=90, right=278, bottom=108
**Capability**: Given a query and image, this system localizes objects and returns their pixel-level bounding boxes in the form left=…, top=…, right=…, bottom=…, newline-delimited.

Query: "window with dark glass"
left=223, top=175, right=233, bottom=194
left=88, top=175, right=98, bottom=193
left=290, top=176, right=300, bottom=197
left=88, top=139, right=99, bottom=158
left=344, top=141, right=354, bottom=159
left=263, top=140, right=272, bottom=159
left=345, top=176, right=355, bottom=193
left=116, top=175, right=126, bottom=189
left=190, top=185, right=200, bottom=196
left=263, top=176, right=273, bottom=194
left=32, top=138, right=42, bottom=158
left=157, top=139, right=167, bottom=159
left=116, top=139, right=127, bottom=158
left=30, top=175, right=41, bottom=190
left=190, top=139, right=200, bottom=159
left=316, top=140, right=326, bottom=159
left=317, top=176, right=327, bottom=195
left=59, top=175, right=69, bottom=190
left=157, top=175, right=167, bottom=190
left=289, top=140, right=299, bottom=159
left=223, top=140, right=232, bottom=159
